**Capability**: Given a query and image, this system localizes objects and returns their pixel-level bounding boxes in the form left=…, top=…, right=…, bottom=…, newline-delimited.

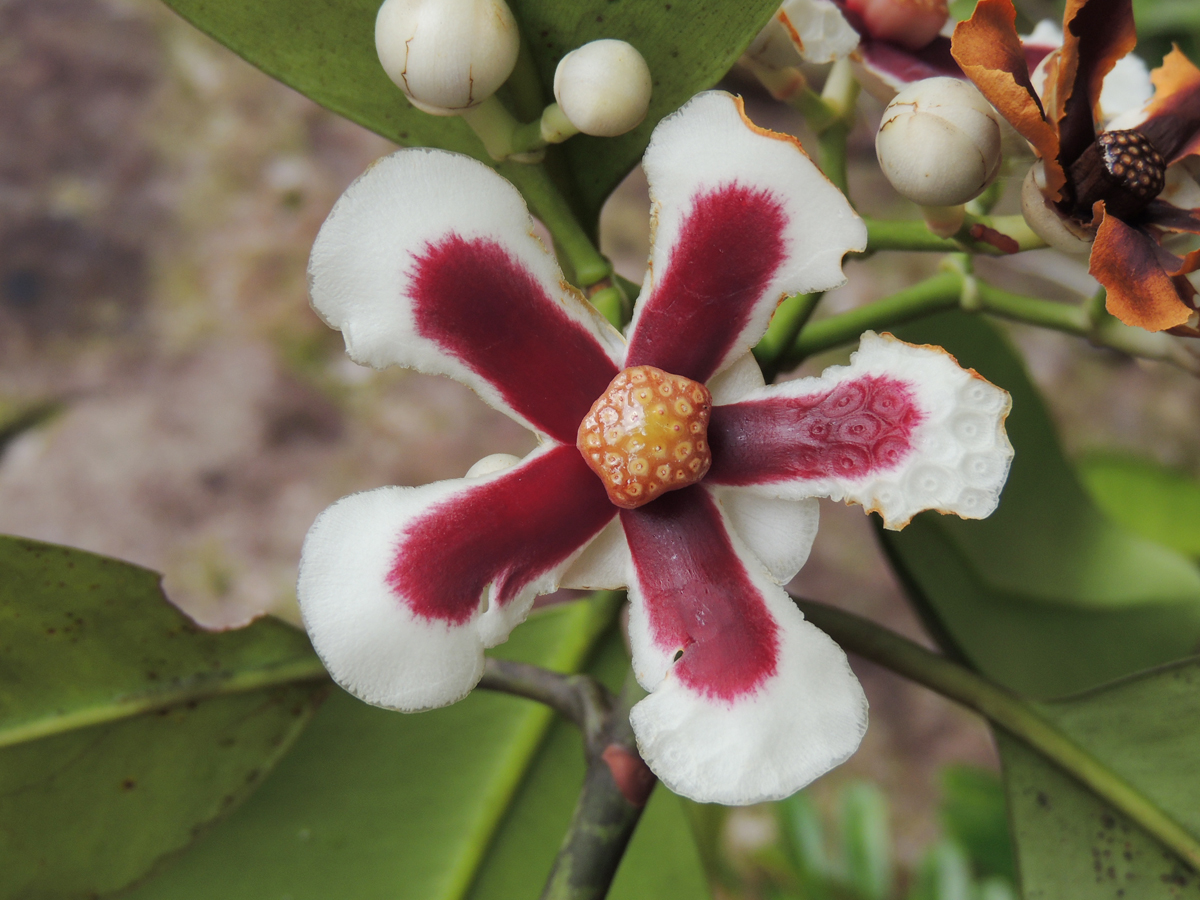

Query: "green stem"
left=793, top=597, right=1200, bottom=871
left=754, top=292, right=823, bottom=381
left=864, top=215, right=1046, bottom=255
left=973, top=282, right=1088, bottom=332
left=540, top=674, right=655, bottom=900
left=786, top=272, right=963, bottom=365
left=783, top=272, right=1200, bottom=376
left=504, top=164, right=612, bottom=288
left=0, top=657, right=331, bottom=749
left=818, top=120, right=850, bottom=198
left=479, top=658, right=614, bottom=753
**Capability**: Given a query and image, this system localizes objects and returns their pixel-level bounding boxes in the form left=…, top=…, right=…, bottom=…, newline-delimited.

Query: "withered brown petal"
left=1139, top=47, right=1200, bottom=164
left=952, top=0, right=1064, bottom=198
left=1054, top=0, right=1137, bottom=169
left=1143, top=200, right=1200, bottom=235
left=1091, top=207, right=1197, bottom=331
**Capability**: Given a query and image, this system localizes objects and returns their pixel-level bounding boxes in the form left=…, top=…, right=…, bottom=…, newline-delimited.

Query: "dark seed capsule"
left=1067, top=128, right=1166, bottom=219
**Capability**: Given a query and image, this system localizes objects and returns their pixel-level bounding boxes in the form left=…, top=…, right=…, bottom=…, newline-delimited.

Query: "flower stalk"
left=781, top=269, right=1200, bottom=375
left=476, top=654, right=655, bottom=900
left=538, top=674, right=656, bottom=900
left=503, top=163, right=612, bottom=288
left=792, top=596, right=1200, bottom=871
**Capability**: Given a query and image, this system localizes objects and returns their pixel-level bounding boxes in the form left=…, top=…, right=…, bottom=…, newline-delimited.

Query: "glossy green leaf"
left=995, top=657, right=1200, bottom=900
left=122, top=596, right=709, bottom=900
left=158, top=0, right=780, bottom=229
left=939, top=766, right=1016, bottom=883
left=881, top=313, right=1200, bottom=698
left=1077, top=453, right=1200, bottom=560
left=0, top=535, right=328, bottom=899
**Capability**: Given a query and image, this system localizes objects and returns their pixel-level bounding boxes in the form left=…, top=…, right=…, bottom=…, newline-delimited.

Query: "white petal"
left=620, top=487, right=866, bottom=804
left=297, top=445, right=615, bottom=711
left=308, top=148, right=625, bottom=442
left=707, top=332, right=1013, bottom=529
left=630, top=602, right=868, bottom=804
left=778, top=0, right=860, bottom=64
left=707, top=351, right=768, bottom=406
left=625, top=91, right=866, bottom=384
left=712, top=487, right=820, bottom=584
left=559, top=517, right=631, bottom=590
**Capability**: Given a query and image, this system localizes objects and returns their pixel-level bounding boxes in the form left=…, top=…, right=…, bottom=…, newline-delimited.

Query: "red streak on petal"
left=411, top=235, right=618, bottom=444
left=621, top=487, right=779, bottom=701
left=706, top=375, right=923, bottom=485
left=388, top=446, right=616, bottom=624
left=626, top=183, right=787, bottom=384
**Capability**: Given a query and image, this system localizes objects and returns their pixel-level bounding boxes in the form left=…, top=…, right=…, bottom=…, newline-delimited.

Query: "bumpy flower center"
left=1067, top=129, right=1166, bottom=220
left=577, top=366, right=712, bottom=509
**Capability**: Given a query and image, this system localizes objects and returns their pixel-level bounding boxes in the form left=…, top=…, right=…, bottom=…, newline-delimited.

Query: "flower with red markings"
left=298, top=91, right=1014, bottom=805
left=952, top=0, right=1200, bottom=337
left=748, top=0, right=1057, bottom=102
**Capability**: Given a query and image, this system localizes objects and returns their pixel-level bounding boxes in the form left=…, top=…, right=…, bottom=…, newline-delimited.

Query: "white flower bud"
left=375, top=0, right=520, bottom=116
left=553, top=40, right=652, bottom=137
left=875, top=77, right=1004, bottom=207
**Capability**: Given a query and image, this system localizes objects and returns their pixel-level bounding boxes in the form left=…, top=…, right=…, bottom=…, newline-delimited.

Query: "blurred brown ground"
left=1, top=0, right=1198, bottom=874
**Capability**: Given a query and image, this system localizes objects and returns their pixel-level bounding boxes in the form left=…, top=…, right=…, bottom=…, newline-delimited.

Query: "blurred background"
left=2, top=0, right=1199, bottom=895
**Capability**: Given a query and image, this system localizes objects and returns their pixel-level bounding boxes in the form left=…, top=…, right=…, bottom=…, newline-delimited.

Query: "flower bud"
left=843, top=0, right=948, bottom=50
left=553, top=40, right=652, bottom=137
left=375, top=0, right=520, bottom=116
left=875, top=77, right=1003, bottom=207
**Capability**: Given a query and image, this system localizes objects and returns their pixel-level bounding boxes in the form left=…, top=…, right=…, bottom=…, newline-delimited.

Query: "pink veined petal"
left=707, top=331, right=1013, bottom=529
left=308, top=148, right=625, bottom=444
left=621, top=486, right=868, bottom=804
left=625, top=91, right=866, bottom=384
left=297, top=444, right=616, bottom=711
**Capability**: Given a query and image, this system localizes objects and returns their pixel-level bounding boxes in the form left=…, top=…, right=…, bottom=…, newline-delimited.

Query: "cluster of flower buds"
left=374, top=0, right=651, bottom=158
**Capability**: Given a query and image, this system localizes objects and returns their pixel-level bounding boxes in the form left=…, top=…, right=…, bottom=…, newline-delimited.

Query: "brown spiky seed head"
left=1097, top=130, right=1166, bottom=201
left=577, top=366, right=713, bottom=510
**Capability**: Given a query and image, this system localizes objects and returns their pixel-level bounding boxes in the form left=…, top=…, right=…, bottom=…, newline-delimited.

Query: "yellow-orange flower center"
left=577, top=366, right=713, bottom=509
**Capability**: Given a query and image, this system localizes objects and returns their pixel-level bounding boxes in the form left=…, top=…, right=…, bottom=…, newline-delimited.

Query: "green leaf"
left=122, top=596, right=709, bottom=900
left=0, top=535, right=328, bottom=899
left=1077, top=453, right=1200, bottom=560
left=939, top=766, right=1016, bottom=883
left=157, top=0, right=781, bottom=227
left=995, top=657, right=1200, bottom=900
left=880, top=312, right=1200, bottom=698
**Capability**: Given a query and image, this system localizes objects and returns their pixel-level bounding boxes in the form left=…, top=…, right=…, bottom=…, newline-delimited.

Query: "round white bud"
left=1019, top=163, right=1094, bottom=255
left=875, top=77, right=1004, bottom=207
left=375, top=0, right=520, bottom=116
left=553, top=40, right=652, bottom=137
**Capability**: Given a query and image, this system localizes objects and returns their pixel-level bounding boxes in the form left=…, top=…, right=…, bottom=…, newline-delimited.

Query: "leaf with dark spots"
left=0, top=535, right=329, bottom=899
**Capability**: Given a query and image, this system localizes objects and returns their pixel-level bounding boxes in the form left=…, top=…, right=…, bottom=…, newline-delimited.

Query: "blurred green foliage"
left=704, top=769, right=1016, bottom=900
